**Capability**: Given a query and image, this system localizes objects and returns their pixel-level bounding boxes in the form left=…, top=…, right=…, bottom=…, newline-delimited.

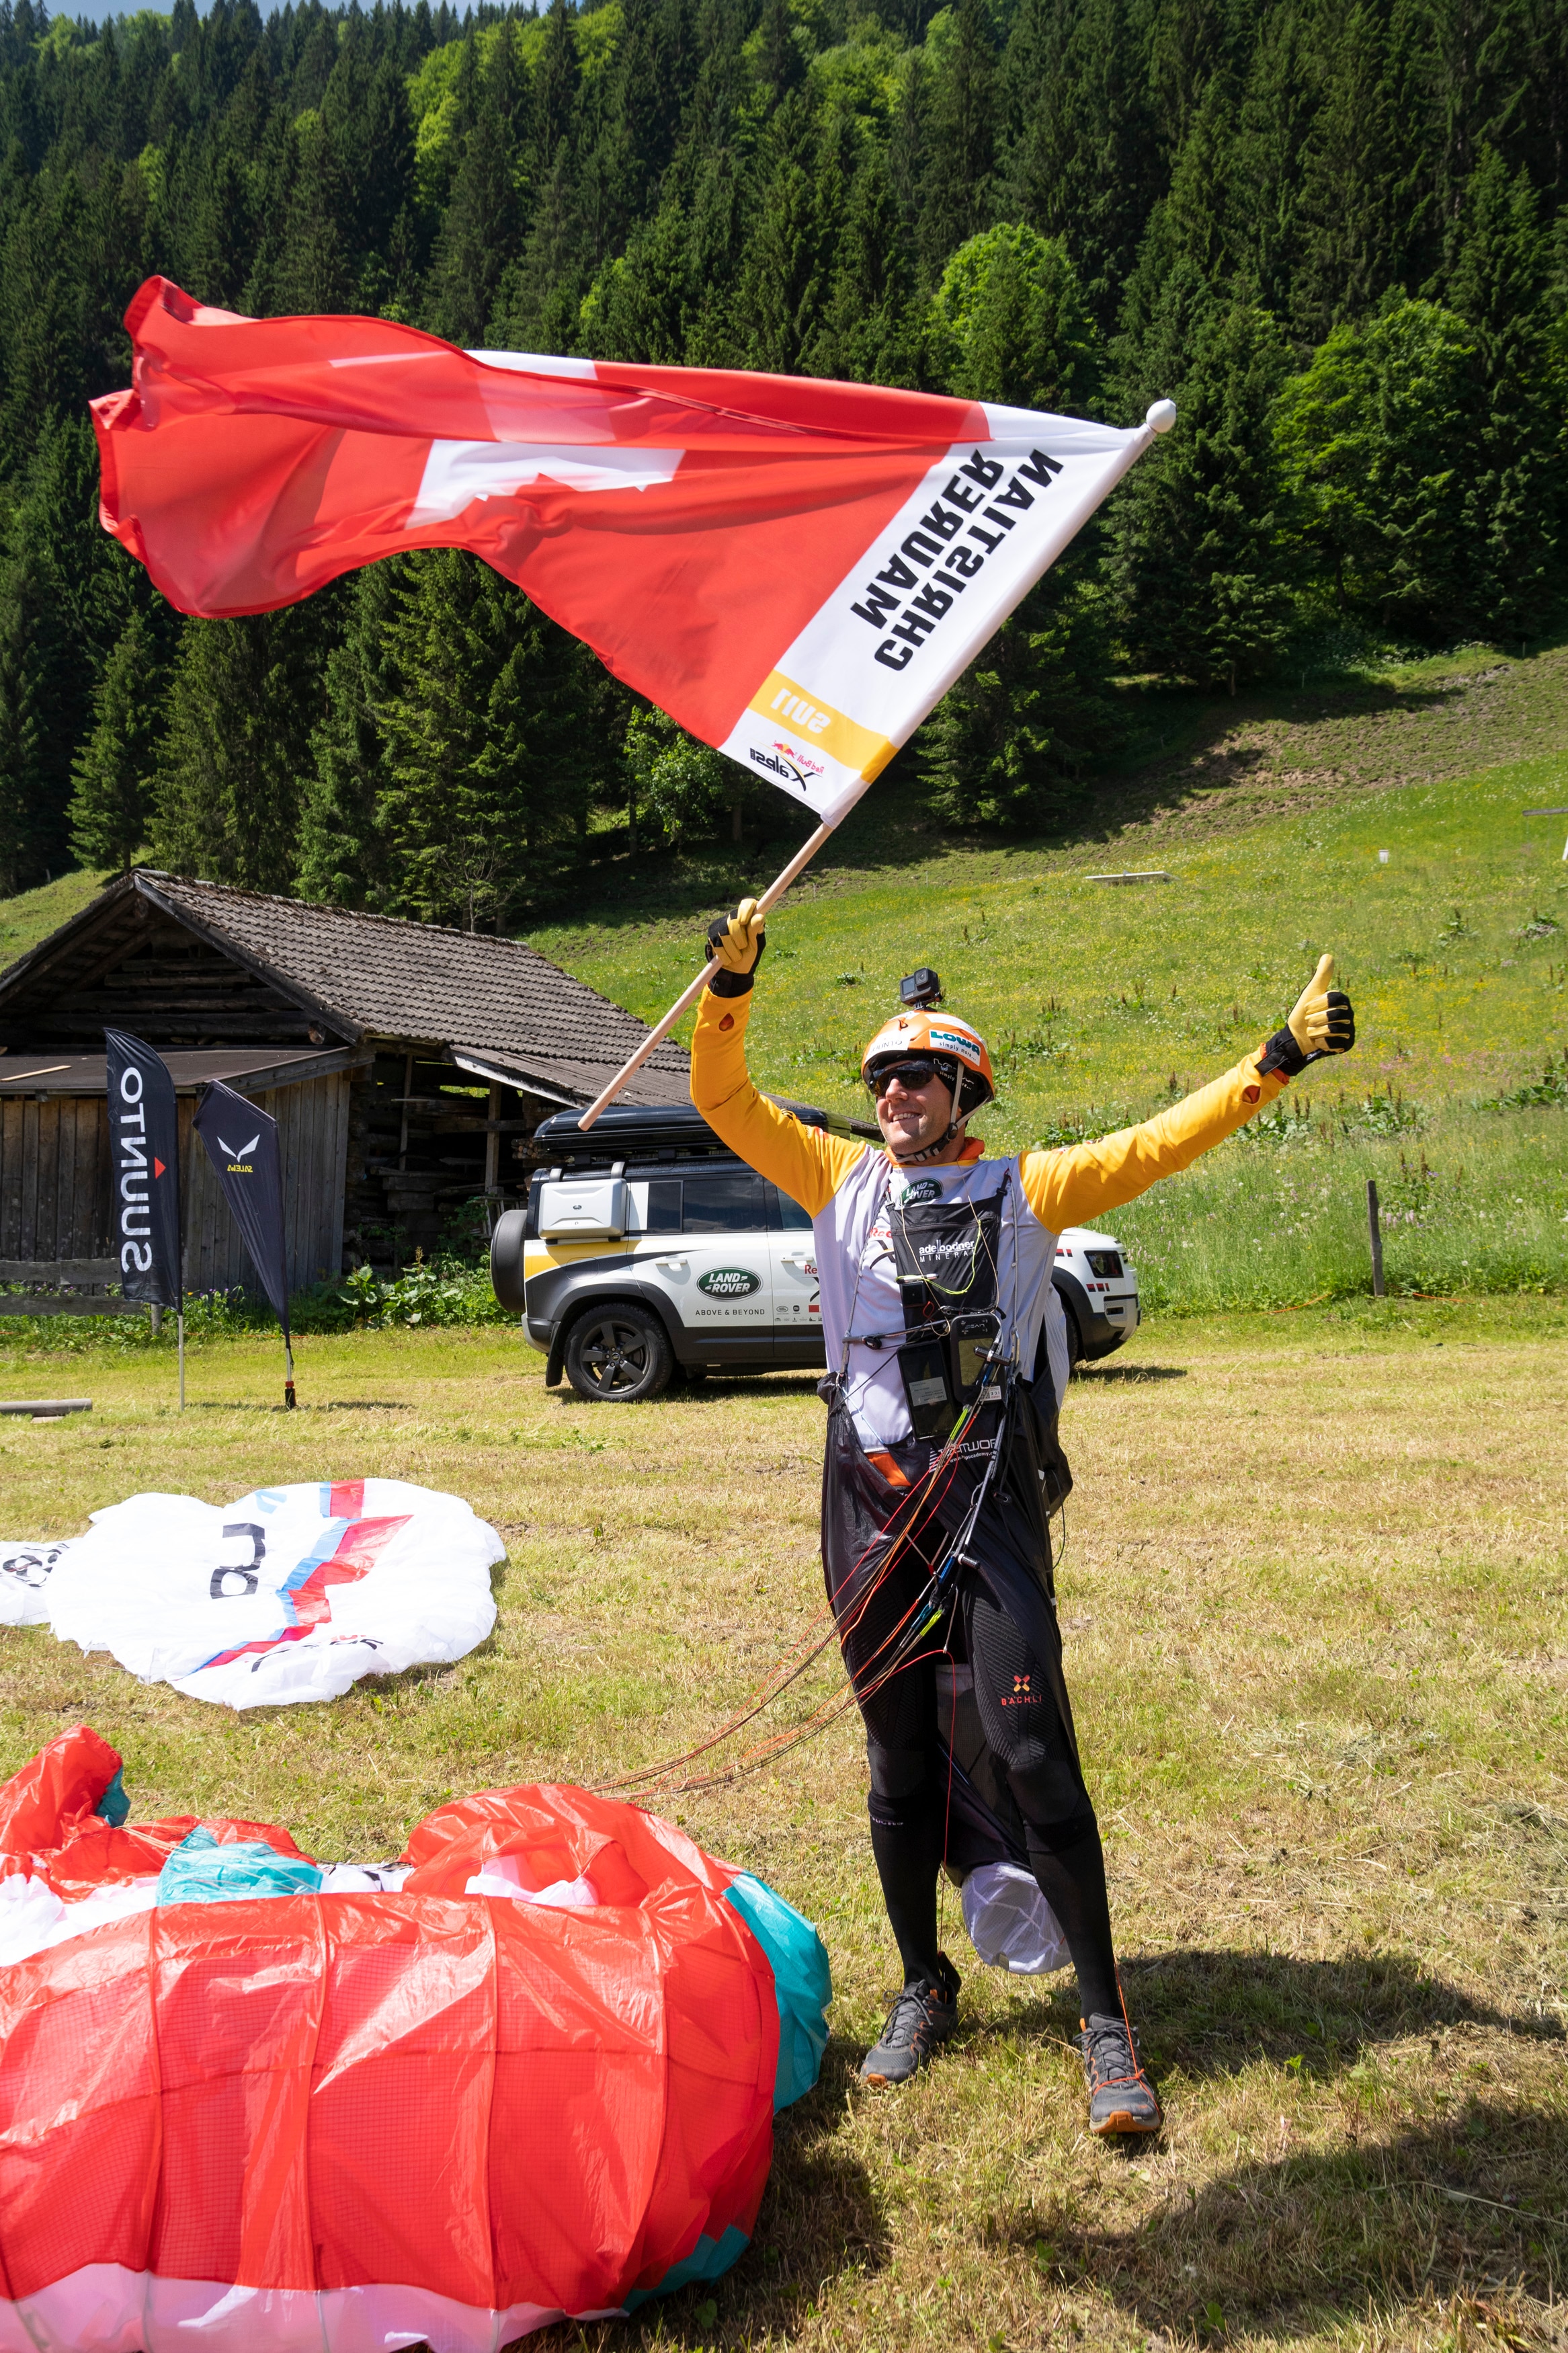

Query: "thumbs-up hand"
left=1287, top=954, right=1356, bottom=1062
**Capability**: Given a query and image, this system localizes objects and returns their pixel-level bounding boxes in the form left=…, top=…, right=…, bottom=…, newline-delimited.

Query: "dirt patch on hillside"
left=1081, top=647, right=1568, bottom=850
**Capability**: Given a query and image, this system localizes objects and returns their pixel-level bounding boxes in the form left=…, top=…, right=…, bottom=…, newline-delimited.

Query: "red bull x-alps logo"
left=697, top=1267, right=761, bottom=1298
left=771, top=739, right=825, bottom=783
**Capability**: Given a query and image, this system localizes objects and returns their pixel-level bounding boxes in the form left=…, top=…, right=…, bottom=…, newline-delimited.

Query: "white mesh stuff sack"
left=40, top=1479, right=503, bottom=1708
left=960, top=1860, right=1071, bottom=1975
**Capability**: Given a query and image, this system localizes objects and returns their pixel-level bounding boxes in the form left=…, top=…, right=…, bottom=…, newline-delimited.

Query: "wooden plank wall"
left=0, top=1095, right=114, bottom=1279
left=1, top=1076, right=352, bottom=1301
left=181, top=1074, right=352, bottom=1297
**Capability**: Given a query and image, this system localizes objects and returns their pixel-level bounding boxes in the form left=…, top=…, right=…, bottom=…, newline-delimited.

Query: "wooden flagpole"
left=578, top=819, right=834, bottom=1129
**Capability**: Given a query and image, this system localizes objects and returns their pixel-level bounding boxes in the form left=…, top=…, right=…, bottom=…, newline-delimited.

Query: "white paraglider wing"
left=35, top=1479, right=503, bottom=1708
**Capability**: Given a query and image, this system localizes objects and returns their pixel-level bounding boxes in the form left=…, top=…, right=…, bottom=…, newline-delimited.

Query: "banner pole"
left=579, top=817, right=836, bottom=1130
left=284, top=1338, right=296, bottom=1412
left=177, top=1308, right=185, bottom=1412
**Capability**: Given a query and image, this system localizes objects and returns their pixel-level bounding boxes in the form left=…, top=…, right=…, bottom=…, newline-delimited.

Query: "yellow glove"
left=1288, top=954, right=1354, bottom=1060
left=705, top=898, right=766, bottom=996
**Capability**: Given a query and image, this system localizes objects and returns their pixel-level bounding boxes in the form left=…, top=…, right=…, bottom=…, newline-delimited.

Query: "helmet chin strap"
left=889, top=1124, right=963, bottom=1165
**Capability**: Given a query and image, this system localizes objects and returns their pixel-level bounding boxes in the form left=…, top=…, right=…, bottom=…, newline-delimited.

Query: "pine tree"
left=997, top=0, right=1159, bottom=324
left=271, top=106, right=353, bottom=314
left=529, top=0, right=579, bottom=182
left=919, top=0, right=996, bottom=279
left=492, top=120, right=585, bottom=352
left=753, top=0, right=804, bottom=108
left=298, top=559, right=402, bottom=908
left=579, top=197, right=691, bottom=363
left=738, top=97, right=829, bottom=371
left=426, top=28, right=524, bottom=346
left=179, top=142, right=257, bottom=311
left=69, top=610, right=162, bottom=872
left=0, top=539, right=57, bottom=895
left=321, top=30, right=419, bottom=306
left=1446, top=146, right=1562, bottom=634
left=809, top=145, right=923, bottom=385
left=681, top=147, right=747, bottom=366
left=1227, top=2, right=1311, bottom=320
left=151, top=606, right=331, bottom=893
left=0, top=416, right=119, bottom=888
left=1160, top=68, right=1239, bottom=291
left=0, top=177, right=88, bottom=477
left=1292, top=0, right=1415, bottom=345
left=378, top=552, right=603, bottom=929
left=1114, top=299, right=1296, bottom=691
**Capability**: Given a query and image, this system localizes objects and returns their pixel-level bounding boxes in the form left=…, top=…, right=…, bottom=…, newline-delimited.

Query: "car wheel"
left=564, top=1306, right=673, bottom=1402
left=1062, top=1304, right=1084, bottom=1367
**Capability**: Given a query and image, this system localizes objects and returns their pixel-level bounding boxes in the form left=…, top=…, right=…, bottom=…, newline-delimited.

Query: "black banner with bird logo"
left=193, top=1078, right=290, bottom=1349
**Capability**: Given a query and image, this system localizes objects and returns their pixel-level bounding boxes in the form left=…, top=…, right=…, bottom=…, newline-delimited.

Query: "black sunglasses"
left=870, top=1057, right=943, bottom=1096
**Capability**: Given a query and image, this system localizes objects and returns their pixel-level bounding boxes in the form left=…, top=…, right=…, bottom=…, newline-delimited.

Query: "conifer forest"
left=1, top=0, right=1565, bottom=923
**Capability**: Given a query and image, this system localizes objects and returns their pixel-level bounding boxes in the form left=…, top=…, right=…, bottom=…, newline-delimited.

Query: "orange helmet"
left=861, top=1008, right=996, bottom=1123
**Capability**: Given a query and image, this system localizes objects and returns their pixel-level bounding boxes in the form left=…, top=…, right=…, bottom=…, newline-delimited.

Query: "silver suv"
left=491, top=1103, right=1141, bottom=1402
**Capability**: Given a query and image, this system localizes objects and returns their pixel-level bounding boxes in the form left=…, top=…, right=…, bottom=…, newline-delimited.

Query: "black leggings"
left=830, top=1507, right=1120, bottom=2017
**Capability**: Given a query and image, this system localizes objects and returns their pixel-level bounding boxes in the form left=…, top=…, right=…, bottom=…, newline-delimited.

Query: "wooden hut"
left=0, top=870, right=688, bottom=1306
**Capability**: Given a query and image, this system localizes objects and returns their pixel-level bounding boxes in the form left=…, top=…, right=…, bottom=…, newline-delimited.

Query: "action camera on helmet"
left=899, top=969, right=943, bottom=1010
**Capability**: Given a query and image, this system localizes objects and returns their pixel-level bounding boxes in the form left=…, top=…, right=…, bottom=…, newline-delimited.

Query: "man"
left=690, top=909, right=1354, bottom=2133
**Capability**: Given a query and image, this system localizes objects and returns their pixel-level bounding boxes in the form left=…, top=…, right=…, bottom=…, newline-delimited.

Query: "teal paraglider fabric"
left=624, top=2227, right=751, bottom=2310
left=725, top=1872, right=832, bottom=2111
left=157, top=1825, right=323, bottom=1905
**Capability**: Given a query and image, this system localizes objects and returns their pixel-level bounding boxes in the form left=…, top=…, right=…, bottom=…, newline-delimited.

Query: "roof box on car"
left=534, top=1097, right=878, bottom=1168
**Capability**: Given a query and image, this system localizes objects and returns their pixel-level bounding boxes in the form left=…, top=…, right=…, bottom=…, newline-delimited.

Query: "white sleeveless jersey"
left=813, top=1149, right=1069, bottom=1448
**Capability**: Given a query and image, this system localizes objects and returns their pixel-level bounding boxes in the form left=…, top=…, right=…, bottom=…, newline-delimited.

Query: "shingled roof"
left=0, top=871, right=690, bottom=1108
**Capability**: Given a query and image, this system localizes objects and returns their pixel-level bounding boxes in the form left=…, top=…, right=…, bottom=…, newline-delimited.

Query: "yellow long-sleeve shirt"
left=688, top=986, right=1288, bottom=1221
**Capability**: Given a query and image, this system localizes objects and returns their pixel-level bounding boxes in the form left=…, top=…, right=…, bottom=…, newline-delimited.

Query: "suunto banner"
left=91, top=277, right=1171, bottom=829
left=193, top=1079, right=289, bottom=1337
left=104, top=1029, right=180, bottom=1308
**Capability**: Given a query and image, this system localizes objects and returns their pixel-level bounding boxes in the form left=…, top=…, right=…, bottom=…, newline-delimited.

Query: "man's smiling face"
left=874, top=1060, right=958, bottom=1160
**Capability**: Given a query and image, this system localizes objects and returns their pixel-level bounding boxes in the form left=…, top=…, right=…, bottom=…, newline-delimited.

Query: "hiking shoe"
left=859, top=1955, right=961, bottom=2085
left=1077, top=2011, right=1163, bottom=2136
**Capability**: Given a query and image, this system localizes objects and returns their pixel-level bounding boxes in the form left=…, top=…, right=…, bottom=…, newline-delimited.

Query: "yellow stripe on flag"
left=747, top=672, right=897, bottom=783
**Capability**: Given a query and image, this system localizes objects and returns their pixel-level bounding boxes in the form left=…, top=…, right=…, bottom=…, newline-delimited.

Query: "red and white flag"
left=93, top=277, right=1171, bottom=828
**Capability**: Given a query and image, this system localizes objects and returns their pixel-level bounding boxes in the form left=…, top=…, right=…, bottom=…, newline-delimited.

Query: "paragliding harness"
left=819, top=1172, right=1079, bottom=1878
left=587, top=1172, right=1077, bottom=1832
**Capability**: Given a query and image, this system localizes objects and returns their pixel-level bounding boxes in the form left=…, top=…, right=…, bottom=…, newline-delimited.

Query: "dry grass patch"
left=0, top=1302, right=1564, bottom=2349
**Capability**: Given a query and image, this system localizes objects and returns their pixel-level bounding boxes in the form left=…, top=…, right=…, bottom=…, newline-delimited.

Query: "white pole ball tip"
left=1146, top=399, right=1178, bottom=434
